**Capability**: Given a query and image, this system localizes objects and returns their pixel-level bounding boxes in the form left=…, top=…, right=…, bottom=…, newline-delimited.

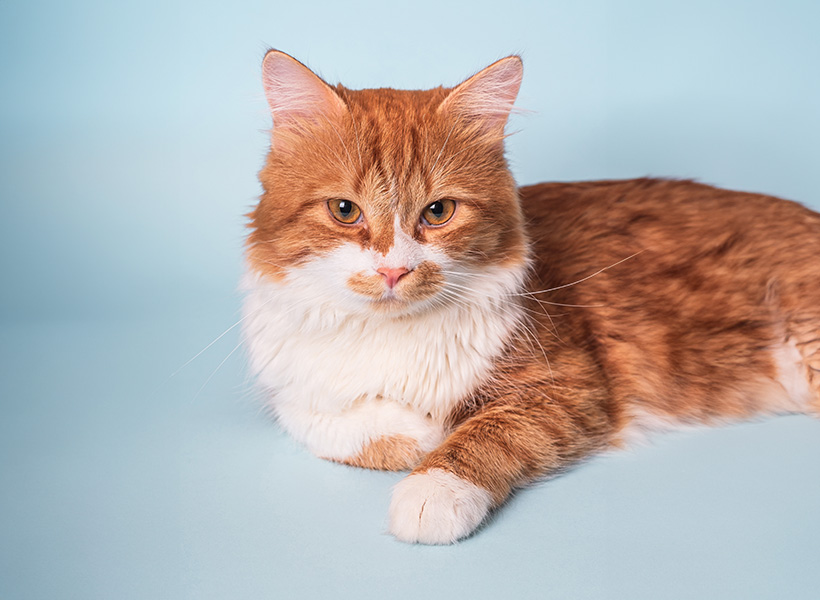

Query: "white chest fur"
left=241, top=266, right=524, bottom=425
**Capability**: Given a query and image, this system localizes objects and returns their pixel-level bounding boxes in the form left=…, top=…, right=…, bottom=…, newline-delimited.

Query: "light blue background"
left=1, top=1, right=818, bottom=599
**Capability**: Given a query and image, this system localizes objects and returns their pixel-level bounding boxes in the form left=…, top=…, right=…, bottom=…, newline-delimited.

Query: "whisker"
left=440, top=269, right=503, bottom=278
left=440, top=285, right=554, bottom=385
left=526, top=250, right=645, bottom=295
left=166, top=298, right=274, bottom=381
left=191, top=340, right=244, bottom=402
left=522, top=296, right=605, bottom=309
left=442, top=278, right=563, bottom=341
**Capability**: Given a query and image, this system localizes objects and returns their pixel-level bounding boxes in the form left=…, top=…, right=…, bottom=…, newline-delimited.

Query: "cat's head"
left=247, top=50, right=528, bottom=318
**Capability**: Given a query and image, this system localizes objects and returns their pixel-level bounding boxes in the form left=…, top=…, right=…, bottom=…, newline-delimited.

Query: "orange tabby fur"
left=330, top=435, right=422, bottom=470
left=418, top=178, right=820, bottom=502
left=248, top=57, right=527, bottom=285
left=246, top=50, right=820, bottom=542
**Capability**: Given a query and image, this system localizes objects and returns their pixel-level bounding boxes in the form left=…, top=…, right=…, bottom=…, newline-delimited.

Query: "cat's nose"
left=377, top=267, right=410, bottom=289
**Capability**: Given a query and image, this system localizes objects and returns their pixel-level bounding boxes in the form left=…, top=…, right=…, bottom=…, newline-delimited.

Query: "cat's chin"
left=366, top=296, right=419, bottom=315
left=362, top=293, right=441, bottom=318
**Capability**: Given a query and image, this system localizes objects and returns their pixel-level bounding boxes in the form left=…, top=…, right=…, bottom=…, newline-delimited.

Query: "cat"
left=242, top=49, right=820, bottom=545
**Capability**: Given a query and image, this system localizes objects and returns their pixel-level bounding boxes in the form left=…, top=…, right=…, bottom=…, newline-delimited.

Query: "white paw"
left=388, top=468, right=493, bottom=544
left=275, top=398, right=446, bottom=463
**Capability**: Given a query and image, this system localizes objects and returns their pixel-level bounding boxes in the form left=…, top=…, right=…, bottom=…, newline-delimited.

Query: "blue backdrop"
left=1, top=1, right=818, bottom=598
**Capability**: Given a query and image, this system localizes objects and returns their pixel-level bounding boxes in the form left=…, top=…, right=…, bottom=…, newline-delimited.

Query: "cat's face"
left=247, top=51, right=527, bottom=317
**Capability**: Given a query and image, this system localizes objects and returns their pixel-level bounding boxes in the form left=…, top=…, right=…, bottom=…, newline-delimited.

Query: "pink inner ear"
left=262, top=51, right=345, bottom=129
left=441, top=57, right=523, bottom=130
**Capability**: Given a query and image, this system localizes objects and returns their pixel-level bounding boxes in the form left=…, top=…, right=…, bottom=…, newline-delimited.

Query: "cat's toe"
left=388, top=468, right=493, bottom=544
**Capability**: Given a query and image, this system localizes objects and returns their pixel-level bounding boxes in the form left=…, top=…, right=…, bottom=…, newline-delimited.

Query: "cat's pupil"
left=429, top=202, right=444, bottom=218
left=339, top=201, right=352, bottom=216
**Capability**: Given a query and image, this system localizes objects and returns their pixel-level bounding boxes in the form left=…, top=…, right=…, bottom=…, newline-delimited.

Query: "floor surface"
left=2, top=314, right=818, bottom=599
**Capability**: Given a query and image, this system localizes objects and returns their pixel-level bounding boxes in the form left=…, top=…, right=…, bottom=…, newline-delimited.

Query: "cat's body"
left=520, top=178, right=820, bottom=436
left=243, top=51, right=820, bottom=544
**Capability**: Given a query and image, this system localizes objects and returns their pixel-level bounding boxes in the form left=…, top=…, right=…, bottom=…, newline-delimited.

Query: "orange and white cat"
left=242, top=50, right=820, bottom=544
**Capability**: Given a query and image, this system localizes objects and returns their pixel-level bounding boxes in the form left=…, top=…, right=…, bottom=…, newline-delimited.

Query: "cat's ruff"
left=241, top=257, right=527, bottom=463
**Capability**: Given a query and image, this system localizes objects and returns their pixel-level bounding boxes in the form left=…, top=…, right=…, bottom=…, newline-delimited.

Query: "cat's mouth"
left=369, top=283, right=425, bottom=312
left=346, top=262, right=445, bottom=311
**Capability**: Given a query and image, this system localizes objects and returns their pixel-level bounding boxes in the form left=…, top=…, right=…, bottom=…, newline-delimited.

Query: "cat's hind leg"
left=774, top=306, right=820, bottom=416
left=792, top=332, right=820, bottom=415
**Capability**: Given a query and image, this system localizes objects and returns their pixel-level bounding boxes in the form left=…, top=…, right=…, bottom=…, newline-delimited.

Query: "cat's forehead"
left=323, top=87, right=453, bottom=216
left=339, top=86, right=450, bottom=120
left=339, top=86, right=454, bottom=171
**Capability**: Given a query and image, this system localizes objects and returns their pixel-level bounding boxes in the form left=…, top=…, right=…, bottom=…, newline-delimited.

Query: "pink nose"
left=377, top=266, right=410, bottom=289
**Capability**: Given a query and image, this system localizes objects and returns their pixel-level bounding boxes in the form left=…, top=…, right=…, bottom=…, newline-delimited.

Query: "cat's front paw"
left=388, top=468, right=493, bottom=544
left=332, top=434, right=424, bottom=471
left=277, top=398, right=446, bottom=471
left=321, top=406, right=446, bottom=471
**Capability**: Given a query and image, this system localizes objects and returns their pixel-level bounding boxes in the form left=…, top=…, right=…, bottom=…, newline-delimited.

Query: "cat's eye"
left=327, top=199, right=362, bottom=225
left=421, top=199, right=456, bottom=226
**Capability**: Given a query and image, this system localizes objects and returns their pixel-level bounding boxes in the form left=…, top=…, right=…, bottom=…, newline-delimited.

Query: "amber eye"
left=421, top=199, right=456, bottom=226
left=327, top=199, right=362, bottom=225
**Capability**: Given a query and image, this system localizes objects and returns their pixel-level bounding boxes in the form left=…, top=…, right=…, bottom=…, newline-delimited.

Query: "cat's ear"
left=439, top=56, right=523, bottom=134
left=261, top=50, right=347, bottom=133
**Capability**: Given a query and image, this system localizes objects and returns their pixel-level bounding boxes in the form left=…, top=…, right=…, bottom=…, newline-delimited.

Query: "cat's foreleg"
left=273, top=397, right=446, bottom=471
left=388, top=393, right=612, bottom=544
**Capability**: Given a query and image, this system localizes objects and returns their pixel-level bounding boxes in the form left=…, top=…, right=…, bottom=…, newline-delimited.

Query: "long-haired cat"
left=242, top=50, right=820, bottom=544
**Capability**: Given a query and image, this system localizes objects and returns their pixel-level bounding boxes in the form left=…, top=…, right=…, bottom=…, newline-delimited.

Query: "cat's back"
left=519, top=178, right=820, bottom=292
left=520, top=178, right=820, bottom=245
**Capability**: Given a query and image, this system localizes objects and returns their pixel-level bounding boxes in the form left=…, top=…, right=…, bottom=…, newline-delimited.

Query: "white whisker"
left=525, top=250, right=645, bottom=295
left=191, top=340, right=244, bottom=402
left=166, top=297, right=274, bottom=381
left=440, top=283, right=554, bottom=385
